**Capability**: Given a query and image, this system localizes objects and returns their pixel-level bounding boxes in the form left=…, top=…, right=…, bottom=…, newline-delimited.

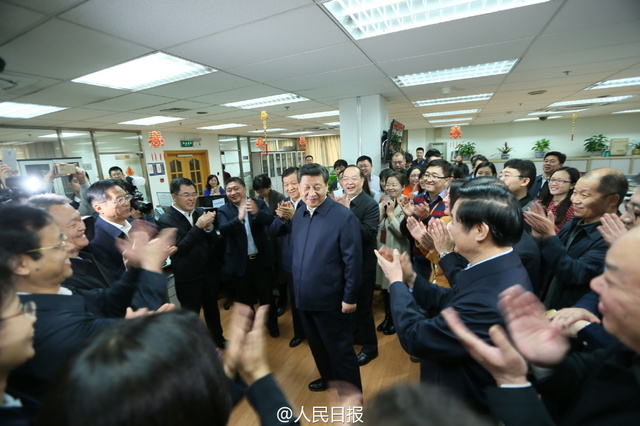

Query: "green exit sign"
left=180, top=140, right=194, bottom=147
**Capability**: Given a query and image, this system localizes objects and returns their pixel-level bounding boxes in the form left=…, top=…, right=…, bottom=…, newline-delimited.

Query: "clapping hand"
left=524, top=203, right=556, bottom=239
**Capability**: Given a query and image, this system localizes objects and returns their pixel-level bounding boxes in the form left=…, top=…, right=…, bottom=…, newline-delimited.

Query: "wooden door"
left=164, top=151, right=210, bottom=194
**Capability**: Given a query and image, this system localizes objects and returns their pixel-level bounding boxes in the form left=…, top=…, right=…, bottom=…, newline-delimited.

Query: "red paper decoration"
left=148, top=131, right=164, bottom=148
left=256, top=137, right=266, bottom=151
left=449, top=126, right=462, bottom=139
left=299, top=136, right=306, bottom=152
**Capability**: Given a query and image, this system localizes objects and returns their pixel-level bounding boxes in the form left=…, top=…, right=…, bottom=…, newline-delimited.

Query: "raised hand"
left=276, top=201, right=295, bottom=220
left=246, top=198, right=259, bottom=216
left=374, top=247, right=403, bottom=284
left=524, top=204, right=556, bottom=239
left=195, top=210, right=216, bottom=230
left=597, top=213, right=627, bottom=246
left=428, top=217, right=455, bottom=254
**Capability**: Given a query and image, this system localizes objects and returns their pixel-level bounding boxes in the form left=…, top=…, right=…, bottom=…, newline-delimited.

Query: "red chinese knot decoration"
left=449, top=126, right=462, bottom=139
left=148, top=131, right=164, bottom=148
left=256, top=137, right=266, bottom=151
left=299, top=136, right=306, bottom=151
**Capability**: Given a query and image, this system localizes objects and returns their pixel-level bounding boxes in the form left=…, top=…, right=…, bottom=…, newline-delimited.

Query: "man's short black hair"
left=0, top=204, right=53, bottom=261
left=426, top=159, right=453, bottom=177
left=225, top=177, right=245, bottom=188
left=503, top=159, right=537, bottom=189
left=593, top=170, right=629, bottom=208
left=416, top=147, right=424, bottom=152
left=333, top=159, right=348, bottom=170
left=305, top=155, right=313, bottom=160
left=86, top=179, right=126, bottom=205
left=471, top=155, right=488, bottom=167
left=170, top=177, right=196, bottom=194
left=282, top=167, right=299, bottom=180
left=425, top=149, right=441, bottom=158
left=356, top=155, right=372, bottom=165
left=252, top=174, right=272, bottom=191
left=455, top=182, right=523, bottom=247
left=404, top=152, right=413, bottom=162
left=544, top=151, right=566, bottom=164
left=108, top=166, right=123, bottom=176
left=298, top=163, right=329, bottom=184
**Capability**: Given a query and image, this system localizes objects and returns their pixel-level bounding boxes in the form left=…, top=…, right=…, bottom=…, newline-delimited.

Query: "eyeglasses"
left=341, top=176, right=362, bottom=183
left=0, top=300, right=37, bottom=322
left=27, top=234, right=67, bottom=253
left=498, top=173, right=523, bottom=179
left=623, top=200, right=640, bottom=220
left=100, top=194, right=133, bottom=205
left=423, top=173, right=448, bottom=180
left=176, top=192, right=198, bottom=198
left=548, top=178, right=571, bottom=184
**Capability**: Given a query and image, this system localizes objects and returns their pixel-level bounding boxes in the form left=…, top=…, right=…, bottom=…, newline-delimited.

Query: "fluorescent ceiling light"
left=433, top=123, right=470, bottom=127
left=392, top=60, right=517, bottom=87
left=323, top=0, right=551, bottom=40
left=548, top=95, right=634, bottom=107
left=280, top=131, right=313, bottom=136
left=413, top=93, right=493, bottom=107
left=248, top=128, right=287, bottom=133
left=197, top=123, right=248, bottom=130
left=514, top=118, right=539, bottom=121
left=72, top=52, right=216, bottom=91
left=586, top=76, right=640, bottom=90
left=528, top=109, right=587, bottom=115
left=119, top=116, right=184, bottom=125
left=422, top=109, right=480, bottom=117
left=218, top=138, right=238, bottom=142
left=288, top=110, right=340, bottom=120
left=39, top=132, right=85, bottom=138
left=222, top=94, right=308, bottom=109
left=429, top=117, right=473, bottom=123
left=310, top=134, right=336, bottom=137
left=0, top=101, right=67, bottom=118
left=324, top=121, right=340, bottom=126
left=612, top=109, right=640, bottom=114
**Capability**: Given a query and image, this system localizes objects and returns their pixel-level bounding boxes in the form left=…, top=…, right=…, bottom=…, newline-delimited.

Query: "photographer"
left=109, top=166, right=155, bottom=223
left=42, top=163, right=94, bottom=216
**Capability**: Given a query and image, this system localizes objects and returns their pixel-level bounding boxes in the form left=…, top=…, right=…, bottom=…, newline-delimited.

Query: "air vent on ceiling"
left=0, top=73, right=38, bottom=92
left=302, top=126, right=334, bottom=131
left=160, top=107, right=190, bottom=112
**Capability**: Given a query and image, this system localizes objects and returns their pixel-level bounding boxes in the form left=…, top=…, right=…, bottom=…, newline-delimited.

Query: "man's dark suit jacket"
left=528, top=174, right=546, bottom=200
left=390, top=250, right=532, bottom=412
left=269, top=197, right=304, bottom=273
left=540, top=217, right=607, bottom=309
left=291, top=196, right=362, bottom=311
left=85, top=216, right=128, bottom=279
left=66, top=251, right=113, bottom=290
left=9, top=294, right=121, bottom=400
left=485, top=343, right=640, bottom=426
left=217, top=198, right=275, bottom=276
left=348, top=193, right=379, bottom=271
left=157, top=206, right=218, bottom=280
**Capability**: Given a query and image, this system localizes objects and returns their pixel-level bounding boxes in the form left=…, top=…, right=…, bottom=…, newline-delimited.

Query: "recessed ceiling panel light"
left=119, top=116, right=184, bottom=125
left=528, top=109, right=587, bottom=115
left=280, top=131, right=313, bottom=136
left=0, top=102, right=67, bottom=118
left=197, top=123, right=248, bottom=130
left=39, top=132, right=85, bottom=138
left=323, top=121, right=340, bottom=126
left=413, top=93, right=493, bottom=107
left=247, top=128, right=287, bottom=133
left=432, top=123, right=470, bottom=127
left=428, top=117, right=473, bottom=123
left=323, top=0, right=551, bottom=40
left=222, top=94, right=308, bottom=109
left=548, top=95, right=633, bottom=107
left=612, top=109, right=640, bottom=114
left=392, top=60, right=517, bottom=88
left=72, top=52, right=216, bottom=91
left=288, top=110, right=340, bottom=119
left=422, top=109, right=480, bottom=117
left=310, top=134, right=337, bottom=137
left=586, top=76, right=640, bottom=90
left=514, top=117, right=539, bottom=121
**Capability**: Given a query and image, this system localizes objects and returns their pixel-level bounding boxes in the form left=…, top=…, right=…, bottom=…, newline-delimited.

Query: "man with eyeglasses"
left=86, top=179, right=136, bottom=279
left=524, top=168, right=628, bottom=310
left=499, top=159, right=537, bottom=211
left=157, top=177, right=225, bottom=348
left=528, top=151, right=566, bottom=200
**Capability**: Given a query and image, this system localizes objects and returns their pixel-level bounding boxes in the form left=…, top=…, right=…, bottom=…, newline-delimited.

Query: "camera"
left=130, top=191, right=153, bottom=215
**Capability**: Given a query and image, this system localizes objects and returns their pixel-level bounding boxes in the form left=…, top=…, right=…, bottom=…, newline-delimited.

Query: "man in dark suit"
left=376, top=184, right=532, bottom=413
left=157, top=177, right=224, bottom=347
left=528, top=151, right=566, bottom=200
left=85, top=179, right=134, bottom=279
left=217, top=177, right=278, bottom=336
left=444, top=226, right=640, bottom=425
left=270, top=167, right=306, bottom=347
left=335, top=165, right=379, bottom=365
left=291, top=163, right=363, bottom=392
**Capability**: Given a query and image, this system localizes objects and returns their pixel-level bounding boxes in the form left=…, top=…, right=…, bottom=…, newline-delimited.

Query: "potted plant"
left=583, top=134, right=609, bottom=156
left=632, top=142, right=640, bottom=156
left=456, top=141, right=476, bottom=160
left=532, top=138, right=550, bottom=158
left=497, top=142, right=514, bottom=159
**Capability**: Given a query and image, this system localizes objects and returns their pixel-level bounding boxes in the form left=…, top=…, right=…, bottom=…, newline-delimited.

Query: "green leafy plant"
left=497, top=142, right=514, bottom=154
left=532, top=138, right=550, bottom=152
left=456, top=141, right=476, bottom=158
left=583, top=134, right=609, bottom=153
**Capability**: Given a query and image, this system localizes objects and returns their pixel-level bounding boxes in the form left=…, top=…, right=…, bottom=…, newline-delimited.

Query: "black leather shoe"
left=357, top=351, right=378, bottom=366
left=377, top=317, right=389, bottom=332
left=289, top=336, right=305, bottom=347
left=269, top=328, right=280, bottom=338
left=383, top=323, right=396, bottom=335
left=308, top=378, right=327, bottom=392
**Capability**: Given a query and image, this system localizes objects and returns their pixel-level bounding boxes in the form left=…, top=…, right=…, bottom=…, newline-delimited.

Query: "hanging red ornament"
left=125, top=166, right=135, bottom=176
left=256, top=137, right=266, bottom=151
left=148, top=131, right=164, bottom=148
left=449, top=126, right=462, bottom=139
left=299, top=136, right=307, bottom=152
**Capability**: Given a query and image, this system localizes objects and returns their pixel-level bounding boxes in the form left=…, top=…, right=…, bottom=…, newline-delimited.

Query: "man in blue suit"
left=217, top=177, right=278, bottom=336
left=291, top=163, right=363, bottom=392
